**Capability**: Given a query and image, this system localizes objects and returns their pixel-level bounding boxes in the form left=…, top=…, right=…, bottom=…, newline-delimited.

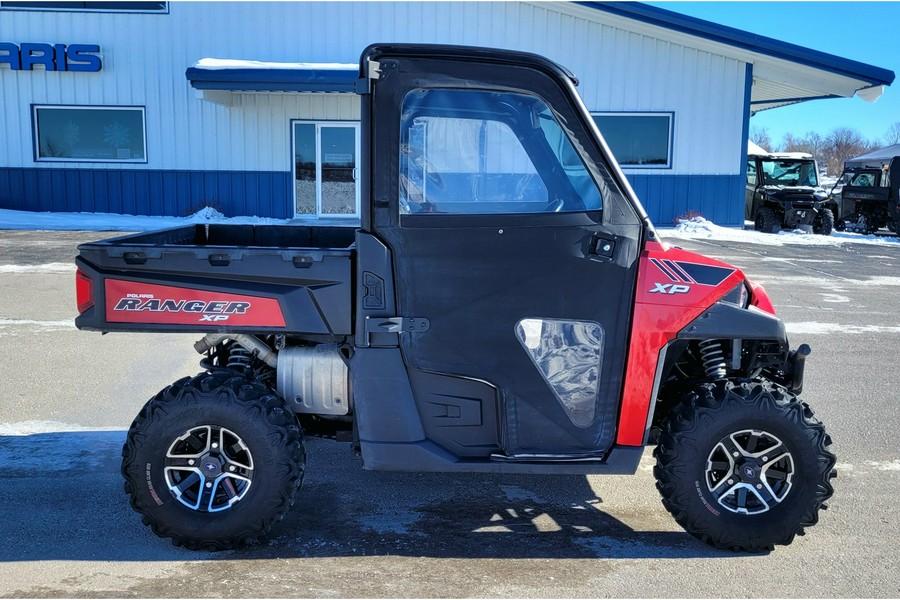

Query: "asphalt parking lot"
left=0, top=228, right=898, bottom=598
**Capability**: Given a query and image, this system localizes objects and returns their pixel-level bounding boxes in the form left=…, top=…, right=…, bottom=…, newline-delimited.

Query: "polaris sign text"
left=0, top=43, right=102, bottom=72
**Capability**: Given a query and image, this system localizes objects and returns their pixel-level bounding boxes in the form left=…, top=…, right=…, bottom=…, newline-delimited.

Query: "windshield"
left=760, top=159, right=818, bottom=187
left=847, top=171, right=881, bottom=187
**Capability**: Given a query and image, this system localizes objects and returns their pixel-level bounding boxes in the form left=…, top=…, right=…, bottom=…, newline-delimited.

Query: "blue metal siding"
left=0, top=168, right=292, bottom=219
left=625, top=173, right=744, bottom=226
left=1, top=167, right=743, bottom=227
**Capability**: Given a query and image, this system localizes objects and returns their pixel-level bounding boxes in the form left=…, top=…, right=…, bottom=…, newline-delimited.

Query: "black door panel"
left=365, top=45, right=643, bottom=457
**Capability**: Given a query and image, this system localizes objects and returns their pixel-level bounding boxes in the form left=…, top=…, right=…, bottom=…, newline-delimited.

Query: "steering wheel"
left=544, top=198, right=565, bottom=212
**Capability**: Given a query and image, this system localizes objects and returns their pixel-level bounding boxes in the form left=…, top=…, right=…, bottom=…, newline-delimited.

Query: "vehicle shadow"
left=0, top=432, right=745, bottom=563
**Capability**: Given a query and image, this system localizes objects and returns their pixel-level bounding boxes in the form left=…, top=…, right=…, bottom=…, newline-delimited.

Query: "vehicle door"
left=363, top=45, right=644, bottom=457
left=746, top=157, right=759, bottom=219
left=890, top=157, right=900, bottom=227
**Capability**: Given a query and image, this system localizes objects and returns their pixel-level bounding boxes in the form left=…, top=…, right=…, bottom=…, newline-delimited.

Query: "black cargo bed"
left=75, top=224, right=357, bottom=335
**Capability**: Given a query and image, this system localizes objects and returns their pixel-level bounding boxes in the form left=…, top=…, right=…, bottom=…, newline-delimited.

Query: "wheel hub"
left=200, top=456, right=222, bottom=476
left=705, top=428, right=795, bottom=515
left=164, top=425, right=254, bottom=513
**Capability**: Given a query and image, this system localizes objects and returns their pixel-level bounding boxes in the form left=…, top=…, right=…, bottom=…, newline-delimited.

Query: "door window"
left=399, top=89, right=602, bottom=216
left=516, top=318, right=604, bottom=428
left=293, top=122, right=360, bottom=218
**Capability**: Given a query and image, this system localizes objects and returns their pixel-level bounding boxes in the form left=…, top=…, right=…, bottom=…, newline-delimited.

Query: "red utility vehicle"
left=75, top=44, right=835, bottom=552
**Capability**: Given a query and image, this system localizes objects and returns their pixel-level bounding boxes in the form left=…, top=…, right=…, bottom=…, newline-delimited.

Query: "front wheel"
left=754, top=207, right=781, bottom=234
left=654, top=380, right=835, bottom=552
left=121, top=372, right=306, bottom=550
left=813, top=208, right=835, bottom=235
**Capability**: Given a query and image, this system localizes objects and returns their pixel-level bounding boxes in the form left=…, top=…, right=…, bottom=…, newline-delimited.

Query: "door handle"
left=590, top=236, right=616, bottom=258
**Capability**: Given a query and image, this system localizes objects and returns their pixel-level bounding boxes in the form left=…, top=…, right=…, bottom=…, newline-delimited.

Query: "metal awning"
left=574, top=2, right=896, bottom=114
left=185, top=59, right=360, bottom=105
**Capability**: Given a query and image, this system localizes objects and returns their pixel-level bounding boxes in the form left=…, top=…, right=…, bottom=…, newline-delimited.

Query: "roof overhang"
left=186, top=59, right=360, bottom=105
left=568, top=2, right=895, bottom=114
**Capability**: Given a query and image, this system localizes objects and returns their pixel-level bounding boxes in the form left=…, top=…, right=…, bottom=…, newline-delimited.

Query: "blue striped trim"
left=0, top=167, right=744, bottom=227
left=625, top=173, right=745, bottom=227
left=0, top=168, right=293, bottom=218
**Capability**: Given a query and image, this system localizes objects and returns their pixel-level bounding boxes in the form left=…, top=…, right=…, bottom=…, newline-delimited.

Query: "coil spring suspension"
left=226, top=343, right=253, bottom=370
left=698, top=339, right=727, bottom=380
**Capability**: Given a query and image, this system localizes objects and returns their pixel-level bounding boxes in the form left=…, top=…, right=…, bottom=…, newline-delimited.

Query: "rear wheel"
left=813, top=208, right=834, bottom=235
left=122, top=372, right=305, bottom=550
left=754, top=207, right=781, bottom=233
left=654, top=380, right=835, bottom=552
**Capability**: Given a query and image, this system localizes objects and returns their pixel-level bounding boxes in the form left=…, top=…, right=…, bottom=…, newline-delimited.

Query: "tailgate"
left=75, top=224, right=355, bottom=335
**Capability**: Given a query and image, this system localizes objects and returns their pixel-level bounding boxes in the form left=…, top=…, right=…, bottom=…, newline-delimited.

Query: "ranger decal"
left=105, top=280, right=286, bottom=327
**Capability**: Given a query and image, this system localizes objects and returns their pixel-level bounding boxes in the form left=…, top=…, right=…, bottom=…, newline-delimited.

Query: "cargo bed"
left=75, top=224, right=357, bottom=335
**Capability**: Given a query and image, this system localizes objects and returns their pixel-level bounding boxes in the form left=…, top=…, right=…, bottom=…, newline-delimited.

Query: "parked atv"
left=746, top=151, right=836, bottom=235
left=75, top=44, right=835, bottom=553
left=833, top=157, right=900, bottom=234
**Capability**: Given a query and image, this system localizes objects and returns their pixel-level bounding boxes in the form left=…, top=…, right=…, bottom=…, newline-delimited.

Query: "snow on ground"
left=0, top=421, right=108, bottom=436
left=0, top=263, right=75, bottom=273
left=662, top=217, right=899, bottom=247
left=786, top=322, right=900, bottom=335
left=0, top=209, right=897, bottom=249
left=0, top=206, right=289, bottom=232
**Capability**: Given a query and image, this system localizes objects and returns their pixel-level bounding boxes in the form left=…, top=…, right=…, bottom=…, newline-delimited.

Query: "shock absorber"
left=698, top=339, right=727, bottom=380
left=226, top=343, right=253, bottom=370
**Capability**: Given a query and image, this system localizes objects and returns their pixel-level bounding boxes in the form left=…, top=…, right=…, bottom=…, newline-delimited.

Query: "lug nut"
left=733, top=452, right=739, bottom=457
left=205, top=482, right=212, bottom=488
left=188, top=459, right=195, bottom=465
left=762, top=456, right=769, bottom=462
left=212, top=443, right=219, bottom=449
left=229, top=466, right=236, bottom=472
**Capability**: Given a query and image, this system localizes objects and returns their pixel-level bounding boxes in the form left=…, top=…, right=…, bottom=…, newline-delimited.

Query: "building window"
left=1, top=1, right=167, bottom=11
left=33, top=106, right=147, bottom=163
left=292, top=121, right=360, bottom=219
left=592, top=112, right=673, bottom=168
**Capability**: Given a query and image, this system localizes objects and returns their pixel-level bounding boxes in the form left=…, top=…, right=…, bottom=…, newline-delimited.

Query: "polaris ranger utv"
left=746, top=151, right=836, bottom=234
left=74, top=44, right=835, bottom=553
left=833, top=158, right=900, bottom=234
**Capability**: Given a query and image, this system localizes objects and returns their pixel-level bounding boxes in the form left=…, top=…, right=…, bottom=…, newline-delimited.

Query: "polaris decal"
left=649, top=258, right=735, bottom=287
left=105, top=280, right=286, bottom=327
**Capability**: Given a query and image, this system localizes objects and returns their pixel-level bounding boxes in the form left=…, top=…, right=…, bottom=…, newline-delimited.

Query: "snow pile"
left=664, top=216, right=900, bottom=247
left=0, top=207, right=290, bottom=232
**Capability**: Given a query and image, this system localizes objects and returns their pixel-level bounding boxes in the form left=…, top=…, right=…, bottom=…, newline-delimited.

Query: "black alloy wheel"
left=654, top=380, right=835, bottom=552
left=122, top=372, right=305, bottom=550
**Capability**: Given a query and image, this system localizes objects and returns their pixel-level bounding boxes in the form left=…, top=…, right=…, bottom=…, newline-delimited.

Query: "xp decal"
left=105, top=280, right=285, bottom=326
left=649, top=257, right=735, bottom=287
left=649, top=283, right=691, bottom=295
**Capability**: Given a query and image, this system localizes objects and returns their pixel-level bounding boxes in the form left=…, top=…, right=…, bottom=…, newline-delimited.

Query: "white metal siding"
left=0, top=1, right=747, bottom=175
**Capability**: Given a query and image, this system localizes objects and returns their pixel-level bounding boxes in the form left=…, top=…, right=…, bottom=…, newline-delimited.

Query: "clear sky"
left=647, top=2, right=899, bottom=148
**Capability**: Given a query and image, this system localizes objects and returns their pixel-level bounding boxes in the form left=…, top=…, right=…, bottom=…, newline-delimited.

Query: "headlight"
left=720, top=282, right=750, bottom=308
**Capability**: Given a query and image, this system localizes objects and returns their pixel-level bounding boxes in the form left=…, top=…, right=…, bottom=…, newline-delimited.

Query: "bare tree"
left=797, top=132, right=823, bottom=164
left=782, top=133, right=800, bottom=152
left=825, top=127, right=873, bottom=175
left=750, top=126, right=773, bottom=152
left=884, top=122, right=900, bottom=146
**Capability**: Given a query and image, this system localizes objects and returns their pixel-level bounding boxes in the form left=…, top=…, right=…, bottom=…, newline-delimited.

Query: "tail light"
left=76, top=268, right=94, bottom=313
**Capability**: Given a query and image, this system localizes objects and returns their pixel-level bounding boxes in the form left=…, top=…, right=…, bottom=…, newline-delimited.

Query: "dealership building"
left=0, top=1, right=894, bottom=226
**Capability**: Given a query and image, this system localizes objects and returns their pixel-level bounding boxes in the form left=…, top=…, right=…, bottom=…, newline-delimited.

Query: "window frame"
left=398, top=88, right=604, bottom=217
left=290, top=119, right=361, bottom=220
left=32, top=105, right=148, bottom=164
left=591, top=111, right=674, bottom=170
left=1, top=1, right=168, bottom=13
